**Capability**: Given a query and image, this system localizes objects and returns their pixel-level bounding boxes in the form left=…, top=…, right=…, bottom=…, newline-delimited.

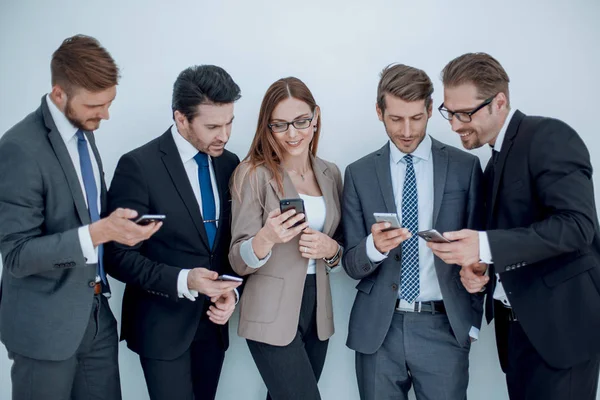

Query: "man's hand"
left=372, top=222, right=411, bottom=254
left=460, top=263, right=489, bottom=293
left=187, top=268, right=241, bottom=297
left=89, top=208, right=162, bottom=247
left=427, top=229, right=480, bottom=267
left=208, top=290, right=236, bottom=325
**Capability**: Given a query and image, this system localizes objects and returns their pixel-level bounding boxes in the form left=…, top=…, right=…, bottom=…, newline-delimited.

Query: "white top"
left=45, top=94, right=99, bottom=266
left=299, top=194, right=326, bottom=274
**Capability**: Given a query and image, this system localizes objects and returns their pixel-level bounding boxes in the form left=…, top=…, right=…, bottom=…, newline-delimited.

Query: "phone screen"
left=280, top=198, right=306, bottom=227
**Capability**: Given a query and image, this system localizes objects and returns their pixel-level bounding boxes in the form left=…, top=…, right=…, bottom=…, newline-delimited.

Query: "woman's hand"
left=298, top=228, right=339, bottom=259
left=253, top=208, right=309, bottom=258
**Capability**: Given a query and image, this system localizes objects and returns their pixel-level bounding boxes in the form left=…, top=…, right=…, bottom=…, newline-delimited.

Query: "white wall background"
left=1, top=0, right=599, bottom=399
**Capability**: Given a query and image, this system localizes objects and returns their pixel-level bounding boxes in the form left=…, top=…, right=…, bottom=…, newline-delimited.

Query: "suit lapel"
left=431, top=138, right=448, bottom=227
left=42, top=98, right=90, bottom=225
left=490, top=110, right=525, bottom=215
left=312, top=157, right=337, bottom=237
left=374, top=143, right=397, bottom=213
left=159, top=131, right=210, bottom=250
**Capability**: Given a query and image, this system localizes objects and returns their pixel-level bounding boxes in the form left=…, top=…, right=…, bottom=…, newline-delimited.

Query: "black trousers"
left=247, top=274, right=329, bottom=400
left=495, top=303, right=600, bottom=400
left=8, top=295, right=121, bottom=400
left=140, top=311, right=225, bottom=400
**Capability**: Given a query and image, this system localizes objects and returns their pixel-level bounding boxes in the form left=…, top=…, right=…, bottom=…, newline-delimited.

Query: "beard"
left=65, top=99, right=101, bottom=131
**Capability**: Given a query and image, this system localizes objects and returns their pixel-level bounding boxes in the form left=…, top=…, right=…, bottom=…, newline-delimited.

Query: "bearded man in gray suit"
left=342, top=64, right=485, bottom=400
left=0, top=35, right=160, bottom=400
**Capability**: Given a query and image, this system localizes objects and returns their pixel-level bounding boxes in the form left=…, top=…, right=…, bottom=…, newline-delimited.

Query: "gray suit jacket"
left=0, top=96, right=108, bottom=361
left=343, top=138, right=484, bottom=354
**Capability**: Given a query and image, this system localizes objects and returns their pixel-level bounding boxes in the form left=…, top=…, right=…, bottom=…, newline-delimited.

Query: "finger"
left=300, top=234, right=313, bottom=242
left=268, top=208, right=282, bottom=218
left=371, top=222, right=391, bottom=234
left=275, top=209, right=297, bottom=224
left=197, top=268, right=219, bottom=280
left=443, top=229, right=472, bottom=241
left=303, top=228, right=314, bottom=234
left=282, top=213, right=305, bottom=229
left=113, top=208, right=138, bottom=219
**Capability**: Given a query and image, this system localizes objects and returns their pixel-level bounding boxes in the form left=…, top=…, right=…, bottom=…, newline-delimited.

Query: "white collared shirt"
left=170, top=125, right=236, bottom=302
left=45, top=94, right=100, bottom=265
left=478, top=108, right=516, bottom=307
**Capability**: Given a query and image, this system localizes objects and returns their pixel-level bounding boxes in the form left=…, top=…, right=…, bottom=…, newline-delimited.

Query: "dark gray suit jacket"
left=343, top=138, right=484, bottom=354
left=0, top=96, right=108, bottom=361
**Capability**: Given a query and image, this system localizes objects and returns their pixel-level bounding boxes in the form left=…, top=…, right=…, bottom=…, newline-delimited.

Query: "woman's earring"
left=313, top=126, right=317, bottom=132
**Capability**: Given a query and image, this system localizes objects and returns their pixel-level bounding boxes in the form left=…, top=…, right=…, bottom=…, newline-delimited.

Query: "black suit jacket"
left=485, top=110, right=600, bottom=370
left=105, top=128, right=240, bottom=360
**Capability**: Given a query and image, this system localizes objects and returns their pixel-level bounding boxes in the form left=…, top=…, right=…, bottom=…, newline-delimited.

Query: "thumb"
left=114, top=208, right=138, bottom=219
left=198, top=268, right=218, bottom=280
left=443, top=229, right=470, bottom=241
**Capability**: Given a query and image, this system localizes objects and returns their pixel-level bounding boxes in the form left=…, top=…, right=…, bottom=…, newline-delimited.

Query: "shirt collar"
left=170, top=124, right=210, bottom=164
left=45, top=94, right=79, bottom=142
left=491, top=107, right=516, bottom=153
left=389, top=133, right=432, bottom=165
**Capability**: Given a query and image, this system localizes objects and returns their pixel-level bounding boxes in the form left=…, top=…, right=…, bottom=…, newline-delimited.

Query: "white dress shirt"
left=170, top=125, right=230, bottom=301
left=366, top=135, right=442, bottom=301
left=478, top=108, right=516, bottom=307
left=45, top=94, right=99, bottom=265
left=300, top=194, right=326, bottom=274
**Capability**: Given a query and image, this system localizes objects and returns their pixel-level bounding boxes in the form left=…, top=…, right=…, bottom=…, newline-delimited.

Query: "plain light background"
left=1, top=0, right=599, bottom=399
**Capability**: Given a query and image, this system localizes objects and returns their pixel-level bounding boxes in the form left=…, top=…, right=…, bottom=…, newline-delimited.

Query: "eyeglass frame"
left=267, top=110, right=316, bottom=133
left=438, top=95, right=496, bottom=123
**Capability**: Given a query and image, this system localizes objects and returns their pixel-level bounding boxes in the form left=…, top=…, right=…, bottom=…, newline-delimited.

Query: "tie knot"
left=76, top=130, right=86, bottom=142
left=194, top=152, right=209, bottom=168
left=403, top=154, right=413, bottom=164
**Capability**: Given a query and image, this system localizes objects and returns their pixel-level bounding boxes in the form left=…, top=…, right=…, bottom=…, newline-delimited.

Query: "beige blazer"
left=229, top=156, right=343, bottom=346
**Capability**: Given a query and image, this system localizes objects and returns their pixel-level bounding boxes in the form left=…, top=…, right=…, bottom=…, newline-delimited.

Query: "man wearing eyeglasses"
left=342, top=64, right=485, bottom=400
left=429, top=52, right=600, bottom=399
left=104, top=65, right=243, bottom=400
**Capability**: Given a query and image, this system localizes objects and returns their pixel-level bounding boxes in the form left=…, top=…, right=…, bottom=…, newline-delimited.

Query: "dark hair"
left=51, top=34, right=119, bottom=94
left=235, top=77, right=320, bottom=195
left=441, top=53, right=510, bottom=105
left=172, top=65, right=241, bottom=121
left=377, top=64, right=434, bottom=113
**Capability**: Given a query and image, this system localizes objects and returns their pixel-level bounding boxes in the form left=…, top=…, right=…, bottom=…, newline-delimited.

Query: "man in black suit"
left=105, top=65, right=243, bottom=400
left=428, top=52, right=600, bottom=399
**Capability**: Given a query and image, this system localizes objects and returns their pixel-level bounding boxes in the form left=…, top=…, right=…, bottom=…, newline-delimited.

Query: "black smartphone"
left=279, top=198, right=306, bottom=227
left=133, top=214, right=166, bottom=226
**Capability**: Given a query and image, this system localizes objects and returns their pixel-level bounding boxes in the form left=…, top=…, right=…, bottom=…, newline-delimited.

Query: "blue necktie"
left=400, top=154, right=420, bottom=303
left=76, top=130, right=106, bottom=284
left=194, top=152, right=217, bottom=250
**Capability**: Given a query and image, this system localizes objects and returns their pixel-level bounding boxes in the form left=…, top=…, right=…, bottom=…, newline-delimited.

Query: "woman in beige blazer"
left=229, top=77, right=343, bottom=400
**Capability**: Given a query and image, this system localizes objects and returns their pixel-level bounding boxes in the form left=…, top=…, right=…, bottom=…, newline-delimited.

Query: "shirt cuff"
left=177, top=269, right=199, bottom=301
left=240, top=237, right=272, bottom=269
left=233, top=288, right=240, bottom=305
left=478, top=231, right=493, bottom=264
left=78, top=225, right=98, bottom=264
left=469, top=326, right=480, bottom=341
left=366, top=233, right=388, bottom=263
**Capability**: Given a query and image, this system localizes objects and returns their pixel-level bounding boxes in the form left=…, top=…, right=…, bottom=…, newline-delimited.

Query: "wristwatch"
left=323, top=244, right=342, bottom=266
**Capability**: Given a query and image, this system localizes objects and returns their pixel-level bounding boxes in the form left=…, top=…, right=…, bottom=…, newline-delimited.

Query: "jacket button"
left=88, top=281, right=96, bottom=288
left=363, top=265, right=369, bottom=272
left=391, top=284, right=398, bottom=291
left=394, top=254, right=400, bottom=261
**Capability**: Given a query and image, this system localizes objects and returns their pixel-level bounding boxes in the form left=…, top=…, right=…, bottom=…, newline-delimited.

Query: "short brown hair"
left=51, top=34, right=119, bottom=94
left=377, top=64, right=434, bottom=113
left=441, top=53, right=510, bottom=104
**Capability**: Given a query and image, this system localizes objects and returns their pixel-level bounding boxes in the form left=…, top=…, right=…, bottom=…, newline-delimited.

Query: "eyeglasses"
left=438, top=96, right=495, bottom=123
left=268, top=113, right=315, bottom=133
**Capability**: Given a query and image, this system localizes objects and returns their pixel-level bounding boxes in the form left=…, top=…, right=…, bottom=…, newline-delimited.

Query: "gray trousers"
left=356, top=310, right=470, bottom=400
left=8, top=295, right=121, bottom=400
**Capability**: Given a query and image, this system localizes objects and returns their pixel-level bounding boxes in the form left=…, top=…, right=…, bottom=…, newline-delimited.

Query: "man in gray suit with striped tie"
left=0, top=35, right=160, bottom=400
left=342, top=64, right=485, bottom=400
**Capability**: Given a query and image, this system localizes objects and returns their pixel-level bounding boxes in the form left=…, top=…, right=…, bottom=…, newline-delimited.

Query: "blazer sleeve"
left=229, top=163, right=269, bottom=276
left=0, top=139, right=85, bottom=278
left=341, top=164, right=381, bottom=280
left=104, top=152, right=181, bottom=300
left=487, top=119, right=597, bottom=271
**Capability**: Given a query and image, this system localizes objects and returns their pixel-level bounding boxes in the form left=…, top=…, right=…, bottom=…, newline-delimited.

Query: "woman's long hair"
left=234, top=77, right=321, bottom=198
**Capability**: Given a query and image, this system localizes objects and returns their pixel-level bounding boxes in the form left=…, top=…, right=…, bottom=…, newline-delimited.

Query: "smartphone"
left=279, top=198, right=306, bottom=227
left=216, top=274, right=243, bottom=282
left=417, top=229, right=452, bottom=243
left=133, top=214, right=166, bottom=226
left=373, top=212, right=402, bottom=232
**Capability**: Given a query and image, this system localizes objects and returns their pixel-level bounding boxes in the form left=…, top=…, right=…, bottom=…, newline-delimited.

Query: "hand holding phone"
left=372, top=212, right=411, bottom=253
left=417, top=229, right=452, bottom=243
left=280, top=198, right=306, bottom=227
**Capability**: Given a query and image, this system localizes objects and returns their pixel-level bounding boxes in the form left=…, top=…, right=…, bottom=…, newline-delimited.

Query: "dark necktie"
left=400, top=154, right=420, bottom=303
left=75, top=130, right=106, bottom=284
left=194, top=152, right=217, bottom=250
